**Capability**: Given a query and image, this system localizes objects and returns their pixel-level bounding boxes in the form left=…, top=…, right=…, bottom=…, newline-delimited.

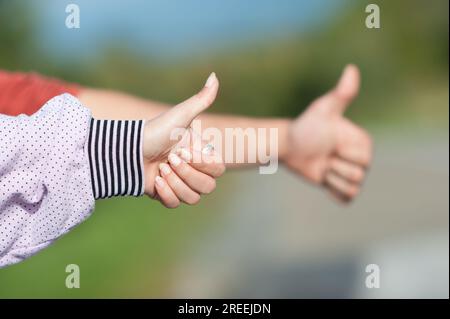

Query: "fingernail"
left=178, top=148, right=192, bottom=161
left=159, top=163, right=171, bottom=175
left=168, top=153, right=182, bottom=166
left=204, top=72, right=216, bottom=88
left=155, top=176, right=165, bottom=187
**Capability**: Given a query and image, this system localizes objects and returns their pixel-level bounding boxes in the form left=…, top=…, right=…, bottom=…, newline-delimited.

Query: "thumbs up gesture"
left=143, top=73, right=225, bottom=207
left=283, top=65, right=373, bottom=202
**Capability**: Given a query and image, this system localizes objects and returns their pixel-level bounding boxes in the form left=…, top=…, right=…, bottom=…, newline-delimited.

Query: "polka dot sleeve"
left=0, top=93, right=144, bottom=268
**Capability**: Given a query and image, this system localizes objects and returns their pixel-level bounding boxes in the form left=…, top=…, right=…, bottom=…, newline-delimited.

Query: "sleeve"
left=0, top=70, right=81, bottom=116
left=87, top=118, right=145, bottom=199
left=0, top=94, right=144, bottom=268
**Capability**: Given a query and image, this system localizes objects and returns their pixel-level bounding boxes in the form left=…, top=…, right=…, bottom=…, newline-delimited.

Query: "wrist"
left=276, top=118, right=292, bottom=163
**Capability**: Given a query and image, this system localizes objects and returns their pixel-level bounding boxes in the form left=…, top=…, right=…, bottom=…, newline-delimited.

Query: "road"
left=170, top=133, right=449, bottom=298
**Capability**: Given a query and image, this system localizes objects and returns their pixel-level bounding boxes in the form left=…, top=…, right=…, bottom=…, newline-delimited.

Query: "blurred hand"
left=143, top=73, right=225, bottom=208
left=283, top=65, right=373, bottom=202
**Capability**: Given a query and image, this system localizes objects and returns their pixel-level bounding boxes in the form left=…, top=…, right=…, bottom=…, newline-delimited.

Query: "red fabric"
left=0, top=70, right=81, bottom=116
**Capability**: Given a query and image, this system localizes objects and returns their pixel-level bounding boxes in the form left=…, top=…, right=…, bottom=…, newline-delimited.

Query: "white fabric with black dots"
left=0, top=94, right=95, bottom=268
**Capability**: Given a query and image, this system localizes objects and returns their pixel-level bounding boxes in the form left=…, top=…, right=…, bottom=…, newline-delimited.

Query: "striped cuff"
left=87, top=119, right=145, bottom=199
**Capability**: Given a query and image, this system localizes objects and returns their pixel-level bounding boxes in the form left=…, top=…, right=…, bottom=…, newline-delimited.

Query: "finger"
left=168, top=153, right=216, bottom=194
left=327, top=188, right=352, bottom=204
left=159, top=163, right=201, bottom=205
left=171, top=129, right=225, bottom=177
left=337, top=142, right=372, bottom=168
left=154, top=176, right=180, bottom=208
left=329, top=157, right=365, bottom=184
left=178, top=148, right=225, bottom=178
left=335, top=119, right=373, bottom=168
left=166, top=72, right=219, bottom=128
left=324, top=171, right=360, bottom=199
left=174, top=126, right=207, bottom=155
left=332, top=64, right=360, bottom=114
left=337, top=149, right=370, bottom=169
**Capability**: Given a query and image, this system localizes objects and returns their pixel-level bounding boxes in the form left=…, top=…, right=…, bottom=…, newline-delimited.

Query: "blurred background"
left=0, top=0, right=448, bottom=298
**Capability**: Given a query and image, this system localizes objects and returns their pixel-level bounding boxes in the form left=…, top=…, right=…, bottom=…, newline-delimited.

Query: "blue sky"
left=31, top=0, right=346, bottom=60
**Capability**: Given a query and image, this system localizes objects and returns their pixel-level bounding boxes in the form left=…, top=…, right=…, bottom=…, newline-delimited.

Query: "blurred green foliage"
left=0, top=0, right=448, bottom=297
left=1, top=0, right=448, bottom=124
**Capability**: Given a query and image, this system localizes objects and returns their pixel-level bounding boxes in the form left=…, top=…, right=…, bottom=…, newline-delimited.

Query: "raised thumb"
left=166, top=72, right=219, bottom=128
left=332, top=64, right=360, bottom=114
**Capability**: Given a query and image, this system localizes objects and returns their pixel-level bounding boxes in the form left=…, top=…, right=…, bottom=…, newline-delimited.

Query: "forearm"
left=78, top=88, right=168, bottom=119
left=198, top=114, right=290, bottom=169
left=78, top=87, right=290, bottom=167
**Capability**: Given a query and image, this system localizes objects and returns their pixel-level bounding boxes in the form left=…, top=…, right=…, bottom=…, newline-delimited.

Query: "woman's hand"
left=155, top=146, right=225, bottom=207
left=142, top=73, right=225, bottom=208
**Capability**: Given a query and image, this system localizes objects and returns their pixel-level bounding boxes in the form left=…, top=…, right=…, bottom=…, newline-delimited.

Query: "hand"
left=143, top=73, right=225, bottom=208
left=283, top=65, right=373, bottom=202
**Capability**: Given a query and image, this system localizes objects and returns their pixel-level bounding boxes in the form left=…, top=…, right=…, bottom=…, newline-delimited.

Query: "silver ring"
left=202, top=143, right=215, bottom=155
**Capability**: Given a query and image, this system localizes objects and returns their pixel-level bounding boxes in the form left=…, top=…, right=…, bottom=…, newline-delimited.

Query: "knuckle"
left=202, top=179, right=216, bottom=194
left=214, top=164, right=226, bottom=177
left=365, top=132, right=373, bottom=147
left=362, top=133, right=374, bottom=161
left=164, top=200, right=180, bottom=209
left=330, top=158, right=339, bottom=168
left=351, top=168, right=364, bottom=183
left=177, top=163, right=189, bottom=176
left=171, top=177, right=182, bottom=189
left=347, top=186, right=360, bottom=198
left=186, top=193, right=201, bottom=205
left=363, top=154, right=372, bottom=168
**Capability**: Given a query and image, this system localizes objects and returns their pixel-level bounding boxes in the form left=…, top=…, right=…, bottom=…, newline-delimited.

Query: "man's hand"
left=283, top=65, right=373, bottom=202
left=143, top=73, right=225, bottom=208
